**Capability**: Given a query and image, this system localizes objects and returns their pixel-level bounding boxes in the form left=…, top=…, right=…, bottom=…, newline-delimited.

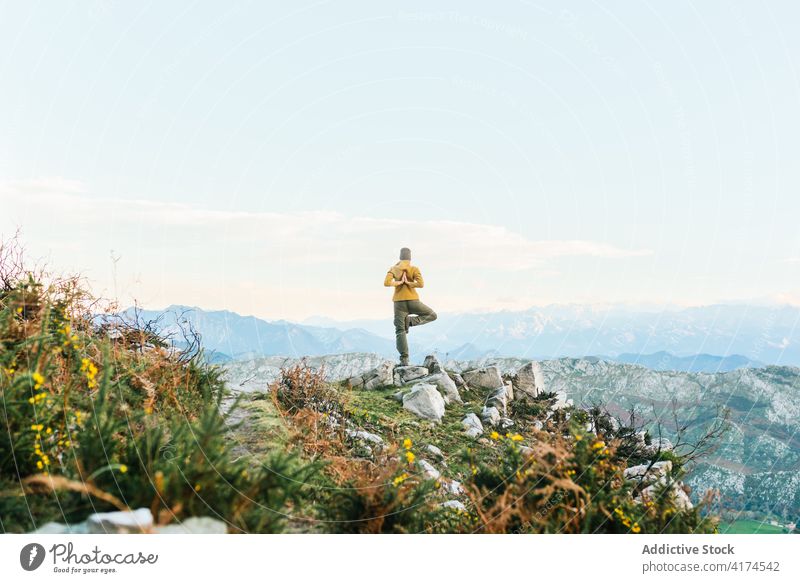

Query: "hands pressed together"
left=393, top=272, right=412, bottom=287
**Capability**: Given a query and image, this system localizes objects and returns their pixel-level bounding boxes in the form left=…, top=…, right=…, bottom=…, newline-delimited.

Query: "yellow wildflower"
left=592, top=441, right=606, bottom=450
left=574, top=434, right=583, bottom=441
left=392, top=472, right=409, bottom=487
left=403, top=438, right=412, bottom=450
left=32, top=372, right=45, bottom=390
left=631, top=523, right=641, bottom=533
left=510, top=433, right=524, bottom=442
left=119, top=464, right=128, bottom=474
left=194, top=484, right=201, bottom=492
left=405, top=451, right=415, bottom=464
left=490, top=431, right=500, bottom=440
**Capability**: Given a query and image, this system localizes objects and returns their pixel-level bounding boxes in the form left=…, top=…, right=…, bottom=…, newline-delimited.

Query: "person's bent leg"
left=406, top=300, right=437, bottom=328
left=393, top=301, right=410, bottom=364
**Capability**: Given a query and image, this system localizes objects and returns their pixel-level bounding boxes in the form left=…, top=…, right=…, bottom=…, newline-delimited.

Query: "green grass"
left=720, top=519, right=790, bottom=534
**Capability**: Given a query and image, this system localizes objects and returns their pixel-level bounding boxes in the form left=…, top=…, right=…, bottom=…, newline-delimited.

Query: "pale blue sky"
left=1, top=1, right=799, bottom=320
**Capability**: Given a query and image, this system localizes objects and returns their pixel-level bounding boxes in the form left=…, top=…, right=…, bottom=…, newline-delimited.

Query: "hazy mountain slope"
left=311, top=304, right=800, bottom=366
left=119, top=305, right=395, bottom=358
left=608, top=351, right=762, bottom=373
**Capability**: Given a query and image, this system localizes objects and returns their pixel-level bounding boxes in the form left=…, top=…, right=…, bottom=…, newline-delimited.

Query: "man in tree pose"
left=384, top=247, right=437, bottom=366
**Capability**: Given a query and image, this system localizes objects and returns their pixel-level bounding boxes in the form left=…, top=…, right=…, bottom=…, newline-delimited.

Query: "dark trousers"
left=393, top=300, right=437, bottom=359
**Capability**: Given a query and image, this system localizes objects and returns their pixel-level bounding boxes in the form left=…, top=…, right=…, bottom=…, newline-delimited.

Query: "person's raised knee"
left=430, top=311, right=438, bottom=321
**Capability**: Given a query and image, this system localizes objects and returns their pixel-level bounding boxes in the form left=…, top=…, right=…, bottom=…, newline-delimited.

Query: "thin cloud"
left=0, top=178, right=652, bottom=272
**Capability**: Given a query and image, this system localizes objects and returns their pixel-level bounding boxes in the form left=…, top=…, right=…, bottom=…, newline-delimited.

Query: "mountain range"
left=121, top=303, right=800, bottom=368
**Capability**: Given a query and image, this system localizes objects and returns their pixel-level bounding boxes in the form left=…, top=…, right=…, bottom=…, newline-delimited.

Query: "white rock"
left=419, top=372, right=462, bottom=404
left=512, top=361, right=545, bottom=400
left=481, top=406, right=501, bottom=427
left=504, top=380, right=514, bottom=402
left=425, top=444, right=445, bottom=460
left=402, top=383, right=446, bottom=422
left=346, top=429, right=384, bottom=445
left=484, top=386, right=508, bottom=415
left=440, top=500, right=467, bottom=513
left=347, top=360, right=394, bottom=390
left=450, top=373, right=466, bottom=387
left=423, top=354, right=443, bottom=374
left=443, top=479, right=464, bottom=495
left=499, top=417, right=514, bottom=429
left=155, top=517, right=228, bottom=534
left=461, top=366, right=504, bottom=391
left=87, top=508, right=153, bottom=534
left=418, top=459, right=441, bottom=480
left=394, top=366, right=429, bottom=386
left=645, top=437, right=674, bottom=455
left=462, top=413, right=484, bottom=437
left=624, top=460, right=673, bottom=483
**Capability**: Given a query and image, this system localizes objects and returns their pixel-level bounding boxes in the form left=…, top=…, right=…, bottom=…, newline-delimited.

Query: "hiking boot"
left=399, top=356, right=409, bottom=366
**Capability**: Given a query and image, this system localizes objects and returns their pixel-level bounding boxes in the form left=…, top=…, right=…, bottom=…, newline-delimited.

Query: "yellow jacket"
left=384, top=260, right=424, bottom=301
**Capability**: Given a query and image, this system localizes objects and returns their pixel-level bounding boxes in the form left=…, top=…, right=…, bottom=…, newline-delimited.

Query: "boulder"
left=499, top=417, right=514, bottom=430
left=639, top=479, right=693, bottom=511
left=155, top=517, right=228, bottom=534
left=422, top=354, right=443, bottom=374
left=87, top=508, right=153, bottom=534
left=461, top=366, right=504, bottom=391
left=480, top=406, right=501, bottom=427
left=511, top=362, right=545, bottom=400
left=644, top=437, right=674, bottom=456
left=461, top=413, right=484, bottom=437
left=425, top=444, right=445, bottom=460
left=402, top=383, right=445, bottom=422
left=440, top=500, right=467, bottom=513
left=550, top=391, right=572, bottom=411
left=347, top=360, right=394, bottom=390
left=450, top=373, right=466, bottom=388
left=504, top=380, right=514, bottom=402
left=418, top=459, right=441, bottom=480
left=484, top=386, right=508, bottom=415
left=624, top=460, right=672, bottom=483
left=394, top=365, right=429, bottom=386
left=419, top=372, right=461, bottom=404
left=346, top=429, right=384, bottom=445
left=443, top=479, right=464, bottom=495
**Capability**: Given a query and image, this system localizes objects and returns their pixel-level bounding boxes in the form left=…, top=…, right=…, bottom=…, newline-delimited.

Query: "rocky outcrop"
left=394, top=365, right=429, bottom=386
left=402, top=383, right=446, bottom=422
left=511, top=361, right=544, bottom=400
left=347, top=360, right=394, bottom=390
left=624, top=460, right=672, bottom=482
left=461, top=366, right=504, bottom=391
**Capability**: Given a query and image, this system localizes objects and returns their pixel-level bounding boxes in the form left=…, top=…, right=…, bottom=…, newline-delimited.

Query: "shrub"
left=0, top=263, right=320, bottom=533
left=461, top=422, right=718, bottom=534
left=318, top=440, right=438, bottom=533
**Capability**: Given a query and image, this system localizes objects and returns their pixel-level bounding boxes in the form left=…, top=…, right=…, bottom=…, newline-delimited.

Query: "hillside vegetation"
left=1, top=247, right=721, bottom=533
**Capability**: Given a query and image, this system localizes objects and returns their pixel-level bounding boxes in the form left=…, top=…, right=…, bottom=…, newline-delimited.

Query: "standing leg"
left=393, top=301, right=410, bottom=364
left=406, top=300, right=437, bottom=329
